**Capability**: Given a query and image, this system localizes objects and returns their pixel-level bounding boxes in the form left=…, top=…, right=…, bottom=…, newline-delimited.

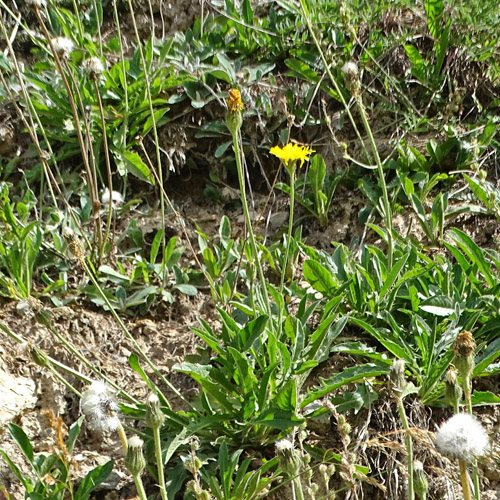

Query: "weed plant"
left=0, top=0, right=499, bottom=499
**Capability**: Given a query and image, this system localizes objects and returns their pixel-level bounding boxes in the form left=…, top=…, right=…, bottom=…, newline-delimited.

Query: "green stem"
left=132, top=474, right=148, bottom=500
left=397, top=398, right=415, bottom=500
left=93, top=76, right=114, bottom=264
left=279, top=167, right=295, bottom=296
left=298, top=0, right=370, bottom=160
left=46, top=364, right=82, bottom=397
left=117, top=423, right=128, bottom=454
left=126, top=0, right=166, bottom=281
left=153, top=426, right=168, bottom=500
left=463, top=375, right=481, bottom=500
left=231, top=129, right=272, bottom=321
left=292, top=477, right=305, bottom=500
left=111, top=0, right=129, bottom=150
left=81, top=258, right=195, bottom=411
left=355, top=96, right=393, bottom=267
left=46, top=322, right=131, bottom=401
left=0, top=320, right=139, bottom=404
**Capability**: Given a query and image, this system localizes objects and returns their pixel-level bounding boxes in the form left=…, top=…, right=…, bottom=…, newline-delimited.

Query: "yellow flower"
left=270, top=143, right=315, bottom=168
left=227, top=88, right=243, bottom=113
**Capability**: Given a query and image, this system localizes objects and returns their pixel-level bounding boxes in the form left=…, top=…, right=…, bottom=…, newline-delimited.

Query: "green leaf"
left=307, top=315, right=347, bottom=364
left=419, top=296, right=456, bottom=317
left=129, top=354, right=156, bottom=392
left=303, top=260, right=337, bottom=296
left=276, top=379, right=297, bottom=412
left=8, top=424, right=34, bottom=465
left=113, top=149, right=155, bottom=184
left=0, top=449, right=33, bottom=492
left=425, top=0, right=444, bottom=38
left=471, top=391, right=500, bottom=406
left=448, top=228, right=494, bottom=287
left=0, top=53, right=12, bottom=72
left=303, top=364, right=389, bottom=406
left=67, top=416, right=84, bottom=454
left=474, top=337, right=500, bottom=376
left=404, top=45, right=423, bottom=68
left=330, top=384, right=378, bottom=413
left=379, top=253, right=409, bottom=301
left=350, top=317, right=412, bottom=362
left=173, top=284, right=198, bottom=295
left=150, top=229, right=163, bottom=265
left=75, top=460, right=114, bottom=500
left=242, top=0, right=253, bottom=24
left=251, top=408, right=303, bottom=430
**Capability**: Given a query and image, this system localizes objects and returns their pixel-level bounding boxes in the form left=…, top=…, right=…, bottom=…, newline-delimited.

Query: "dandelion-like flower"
left=80, top=380, right=120, bottom=432
left=51, top=37, right=74, bottom=58
left=225, top=88, right=243, bottom=134
left=227, top=88, right=243, bottom=113
left=270, top=143, right=315, bottom=171
left=435, top=413, right=488, bottom=463
left=83, top=57, right=105, bottom=77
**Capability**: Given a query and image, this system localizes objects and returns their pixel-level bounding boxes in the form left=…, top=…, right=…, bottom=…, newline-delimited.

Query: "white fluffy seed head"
left=101, top=188, right=123, bottom=208
left=275, top=439, right=293, bottom=453
left=52, top=37, right=74, bottom=57
left=80, top=380, right=120, bottom=432
left=83, top=57, right=105, bottom=76
left=342, top=61, right=358, bottom=77
left=435, top=413, right=488, bottom=462
left=26, top=0, right=47, bottom=8
left=128, top=435, right=144, bottom=449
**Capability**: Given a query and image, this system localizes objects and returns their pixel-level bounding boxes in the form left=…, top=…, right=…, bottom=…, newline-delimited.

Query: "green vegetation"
left=1, top=0, right=500, bottom=498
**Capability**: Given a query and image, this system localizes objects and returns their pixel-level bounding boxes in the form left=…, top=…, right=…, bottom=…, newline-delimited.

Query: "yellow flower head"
left=270, top=143, right=315, bottom=168
left=227, top=88, right=244, bottom=113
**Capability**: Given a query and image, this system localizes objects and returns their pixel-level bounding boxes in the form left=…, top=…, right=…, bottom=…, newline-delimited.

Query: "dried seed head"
left=435, top=413, right=488, bottom=463
left=51, top=37, right=74, bottom=59
left=453, top=331, right=476, bottom=358
left=80, top=381, right=121, bottom=432
left=124, top=436, right=145, bottom=476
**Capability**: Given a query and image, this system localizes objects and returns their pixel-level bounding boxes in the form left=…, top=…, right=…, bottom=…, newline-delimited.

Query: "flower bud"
left=146, top=393, right=165, bottom=429
left=28, top=343, right=49, bottom=368
left=124, top=436, right=146, bottom=476
left=444, top=367, right=462, bottom=410
left=413, top=460, right=428, bottom=500
left=276, top=439, right=302, bottom=476
left=389, top=358, right=407, bottom=395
